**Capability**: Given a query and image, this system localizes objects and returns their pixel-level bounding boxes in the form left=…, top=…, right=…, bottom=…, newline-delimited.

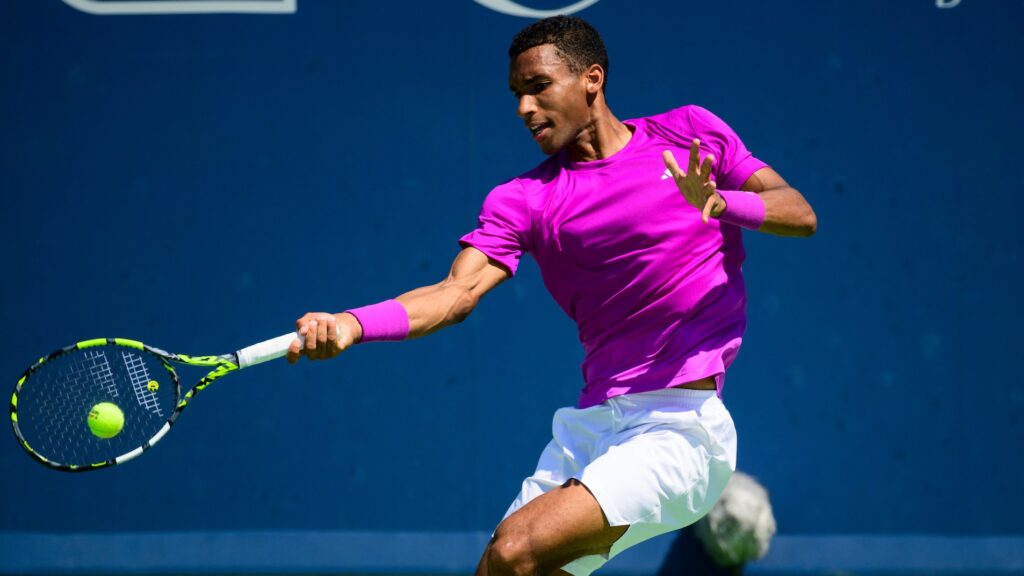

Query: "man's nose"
left=517, top=95, right=536, bottom=119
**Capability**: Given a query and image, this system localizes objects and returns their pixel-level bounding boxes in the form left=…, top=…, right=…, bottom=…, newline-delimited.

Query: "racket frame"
left=10, top=337, right=239, bottom=472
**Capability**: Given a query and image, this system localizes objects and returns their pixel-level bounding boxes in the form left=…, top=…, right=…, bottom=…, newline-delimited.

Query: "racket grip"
left=236, top=332, right=302, bottom=369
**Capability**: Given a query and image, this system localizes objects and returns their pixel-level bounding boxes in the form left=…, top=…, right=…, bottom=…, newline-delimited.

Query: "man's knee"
left=487, top=527, right=540, bottom=576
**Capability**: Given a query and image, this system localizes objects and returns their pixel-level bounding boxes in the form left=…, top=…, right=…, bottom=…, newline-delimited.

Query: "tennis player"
left=287, top=16, right=816, bottom=576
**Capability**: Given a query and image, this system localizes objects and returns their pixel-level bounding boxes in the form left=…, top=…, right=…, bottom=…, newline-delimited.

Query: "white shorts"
left=501, top=388, right=737, bottom=576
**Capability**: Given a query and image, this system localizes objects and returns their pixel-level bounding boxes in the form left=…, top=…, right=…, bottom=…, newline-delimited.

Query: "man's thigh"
left=479, top=478, right=628, bottom=576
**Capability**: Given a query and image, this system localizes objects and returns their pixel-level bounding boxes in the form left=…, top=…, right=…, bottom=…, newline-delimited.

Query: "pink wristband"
left=345, top=300, right=410, bottom=342
left=717, top=190, right=766, bottom=230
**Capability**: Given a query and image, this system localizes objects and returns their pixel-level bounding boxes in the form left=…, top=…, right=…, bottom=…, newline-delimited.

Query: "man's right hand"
left=286, top=312, right=363, bottom=364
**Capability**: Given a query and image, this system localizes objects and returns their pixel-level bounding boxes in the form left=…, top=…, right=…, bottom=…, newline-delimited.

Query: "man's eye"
left=511, top=82, right=549, bottom=98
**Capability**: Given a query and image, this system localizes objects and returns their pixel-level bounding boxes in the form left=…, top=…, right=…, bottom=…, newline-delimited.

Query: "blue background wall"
left=1, top=0, right=1022, bottom=545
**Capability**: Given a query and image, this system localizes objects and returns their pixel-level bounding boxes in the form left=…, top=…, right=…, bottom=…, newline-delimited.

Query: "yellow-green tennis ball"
left=87, top=402, right=124, bottom=439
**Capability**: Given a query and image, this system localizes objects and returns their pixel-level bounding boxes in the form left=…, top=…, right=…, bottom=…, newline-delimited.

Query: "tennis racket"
left=10, top=332, right=302, bottom=472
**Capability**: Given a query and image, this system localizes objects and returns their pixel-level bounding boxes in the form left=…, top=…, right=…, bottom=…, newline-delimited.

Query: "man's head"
left=509, top=16, right=609, bottom=91
left=508, top=16, right=609, bottom=154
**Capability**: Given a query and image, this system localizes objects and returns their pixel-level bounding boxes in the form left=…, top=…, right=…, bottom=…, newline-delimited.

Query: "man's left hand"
left=663, top=139, right=725, bottom=224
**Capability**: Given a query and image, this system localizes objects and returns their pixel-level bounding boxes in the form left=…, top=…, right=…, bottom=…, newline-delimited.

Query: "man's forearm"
left=394, top=280, right=478, bottom=339
left=332, top=248, right=506, bottom=347
left=754, top=186, right=817, bottom=237
left=730, top=167, right=817, bottom=237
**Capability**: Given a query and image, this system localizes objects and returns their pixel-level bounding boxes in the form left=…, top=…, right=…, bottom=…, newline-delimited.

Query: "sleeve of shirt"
left=685, top=105, right=768, bottom=192
left=458, top=179, right=531, bottom=277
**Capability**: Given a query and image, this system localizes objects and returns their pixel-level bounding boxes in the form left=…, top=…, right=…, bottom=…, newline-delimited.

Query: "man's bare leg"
left=475, top=479, right=629, bottom=576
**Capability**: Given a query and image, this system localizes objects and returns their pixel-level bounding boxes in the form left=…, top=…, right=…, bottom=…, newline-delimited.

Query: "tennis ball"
left=87, top=402, right=124, bottom=439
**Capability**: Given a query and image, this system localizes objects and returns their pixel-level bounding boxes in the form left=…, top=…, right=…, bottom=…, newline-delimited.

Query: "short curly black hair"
left=508, top=16, right=609, bottom=91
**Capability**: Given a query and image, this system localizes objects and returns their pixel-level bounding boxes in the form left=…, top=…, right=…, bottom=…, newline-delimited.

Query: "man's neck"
left=566, top=105, right=632, bottom=163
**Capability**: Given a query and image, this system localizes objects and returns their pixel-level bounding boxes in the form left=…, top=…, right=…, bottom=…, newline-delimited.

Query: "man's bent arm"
left=739, top=167, right=817, bottom=237
left=662, top=143, right=816, bottom=237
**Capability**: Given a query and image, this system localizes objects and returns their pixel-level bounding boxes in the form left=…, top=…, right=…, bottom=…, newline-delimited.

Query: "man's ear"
left=585, top=64, right=605, bottom=94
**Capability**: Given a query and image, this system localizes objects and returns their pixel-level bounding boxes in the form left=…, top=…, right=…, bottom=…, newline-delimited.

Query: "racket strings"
left=84, top=349, right=119, bottom=398
left=122, top=350, right=164, bottom=418
left=15, top=347, right=177, bottom=467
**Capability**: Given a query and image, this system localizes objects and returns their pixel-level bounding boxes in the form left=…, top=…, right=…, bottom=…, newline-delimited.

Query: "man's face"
left=509, top=44, right=592, bottom=155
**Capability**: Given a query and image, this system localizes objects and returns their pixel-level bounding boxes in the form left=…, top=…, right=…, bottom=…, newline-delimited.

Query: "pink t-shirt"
left=460, top=105, right=767, bottom=408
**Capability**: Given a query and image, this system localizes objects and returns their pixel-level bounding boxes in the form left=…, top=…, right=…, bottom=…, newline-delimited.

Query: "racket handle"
left=236, top=332, right=301, bottom=369
left=235, top=324, right=345, bottom=368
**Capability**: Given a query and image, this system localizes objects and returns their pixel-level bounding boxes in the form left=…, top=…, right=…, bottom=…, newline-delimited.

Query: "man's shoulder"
left=638, top=104, right=699, bottom=124
left=634, top=104, right=712, bottom=143
left=478, top=154, right=561, bottom=210
left=508, top=153, right=564, bottom=191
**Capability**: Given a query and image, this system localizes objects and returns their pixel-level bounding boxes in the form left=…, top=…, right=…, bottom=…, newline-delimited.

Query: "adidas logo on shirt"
left=661, top=168, right=672, bottom=180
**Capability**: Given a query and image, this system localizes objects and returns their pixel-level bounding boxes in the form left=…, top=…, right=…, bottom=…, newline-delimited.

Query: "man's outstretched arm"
left=286, top=247, right=510, bottom=363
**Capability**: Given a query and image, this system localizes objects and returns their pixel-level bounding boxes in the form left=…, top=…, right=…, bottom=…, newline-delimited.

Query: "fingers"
left=317, top=317, right=329, bottom=350
left=325, top=314, right=339, bottom=349
left=687, top=139, right=700, bottom=175
left=667, top=144, right=719, bottom=220
left=289, top=312, right=343, bottom=362
left=702, top=182, right=719, bottom=224
left=667, top=142, right=714, bottom=181
left=702, top=196, right=716, bottom=223
left=701, top=153, right=715, bottom=182
left=286, top=337, right=303, bottom=364
left=288, top=313, right=313, bottom=363
left=303, top=319, right=317, bottom=357
left=662, top=150, right=683, bottom=179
